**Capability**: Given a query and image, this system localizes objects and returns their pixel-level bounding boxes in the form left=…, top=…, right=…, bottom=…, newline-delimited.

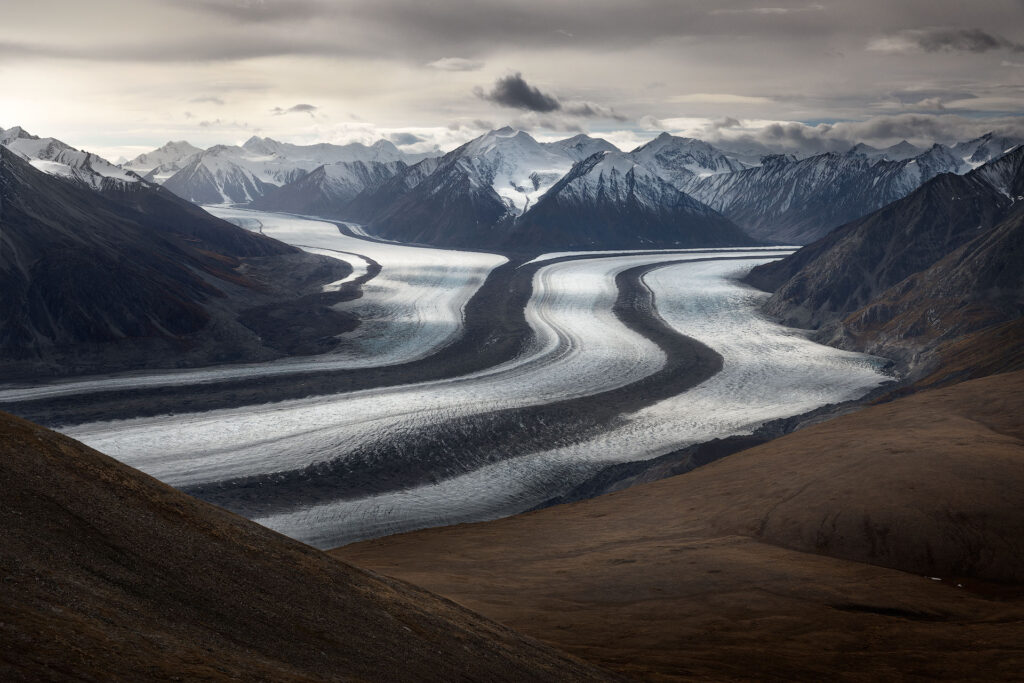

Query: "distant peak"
left=1, top=125, right=35, bottom=141
left=161, top=140, right=196, bottom=151
left=492, top=126, right=516, bottom=136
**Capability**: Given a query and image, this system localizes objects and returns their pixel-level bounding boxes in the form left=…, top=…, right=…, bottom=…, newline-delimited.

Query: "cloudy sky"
left=2, top=0, right=1023, bottom=160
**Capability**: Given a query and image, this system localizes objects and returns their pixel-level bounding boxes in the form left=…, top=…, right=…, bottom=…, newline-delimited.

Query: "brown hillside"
left=337, top=371, right=1024, bottom=681
left=0, top=411, right=612, bottom=682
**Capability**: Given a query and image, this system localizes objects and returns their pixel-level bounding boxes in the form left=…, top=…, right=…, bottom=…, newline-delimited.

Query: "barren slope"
left=337, top=371, right=1024, bottom=680
left=0, top=411, right=612, bottom=682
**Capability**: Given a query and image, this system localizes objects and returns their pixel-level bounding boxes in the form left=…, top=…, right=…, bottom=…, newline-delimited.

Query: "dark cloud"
left=915, top=27, right=1023, bottom=53
left=476, top=73, right=561, bottom=113
left=272, top=103, right=318, bottom=117
left=712, top=116, right=742, bottom=129
left=707, top=113, right=1024, bottom=158
left=874, top=27, right=1024, bottom=54
left=389, top=132, right=425, bottom=145
left=190, top=96, right=225, bottom=105
left=5, top=2, right=1023, bottom=66
left=563, top=101, right=629, bottom=121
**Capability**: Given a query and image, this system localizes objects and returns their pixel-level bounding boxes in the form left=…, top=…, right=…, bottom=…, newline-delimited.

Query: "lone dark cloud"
left=190, top=96, right=225, bottom=105
left=917, top=28, right=1023, bottom=53
left=563, top=101, right=628, bottom=121
left=389, top=132, right=425, bottom=145
left=874, top=27, right=1024, bottom=54
left=476, top=73, right=561, bottom=112
left=272, top=103, right=318, bottom=117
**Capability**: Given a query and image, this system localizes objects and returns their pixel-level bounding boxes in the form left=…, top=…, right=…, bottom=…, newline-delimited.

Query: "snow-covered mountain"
left=353, top=128, right=605, bottom=246
left=511, top=150, right=755, bottom=249
left=342, top=156, right=442, bottom=222
left=953, top=132, right=1024, bottom=169
left=123, top=140, right=203, bottom=183
left=162, top=145, right=273, bottom=205
left=972, top=144, right=1024, bottom=198
left=0, top=125, right=142, bottom=191
left=687, top=144, right=969, bottom=244
left=846, top=140, right=923, bottom=162
left=541, top=133, right=619, bottom=162
left=630, top=132, right=746, bottom=191
left=359, top=129, right=756, bottom=250
left=251, top=160, right=408, bottom=217
left=158, top=135, right=433, bottom=204
left=450, top=126, right=579, bottom=215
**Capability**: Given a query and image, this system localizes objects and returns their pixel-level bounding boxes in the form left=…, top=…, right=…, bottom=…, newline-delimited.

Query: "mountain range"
left=7, top=123, right=1020, bottom=252
left=0, top=137, right=354, bottom=379
left=745, top=145, right=1024, bottom=379
left=124, top=126, right=1021, bottom=250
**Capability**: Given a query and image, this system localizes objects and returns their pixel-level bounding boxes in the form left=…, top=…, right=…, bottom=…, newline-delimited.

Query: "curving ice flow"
left=256, top=257, right=891, bottom=549
left=523, top=245, right=801, bottom=266
left=205, top=207, right=509, bottom=366
left=65, top=252, right=797, bottom=491
left=0, top=209, right=505, bottom=403
left=65, top=252, right=700, bottom=484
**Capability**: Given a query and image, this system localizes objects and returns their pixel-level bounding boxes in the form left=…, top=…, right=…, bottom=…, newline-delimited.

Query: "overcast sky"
left=2, top=0, right=1023, bottom=160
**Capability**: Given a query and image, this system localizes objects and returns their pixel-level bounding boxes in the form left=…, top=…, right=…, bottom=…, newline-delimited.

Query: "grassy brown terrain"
left=336, top=370, right=1024, bottom=681
left=0, top=411, right=614, bottom=682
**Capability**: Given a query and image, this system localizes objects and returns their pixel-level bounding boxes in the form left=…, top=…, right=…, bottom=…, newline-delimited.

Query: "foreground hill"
left=0, top=146, right=353, bottom=378
left=0, top=410, right=610, bottom=681
left=745, top=146, right=1024, bottom=376
left=337, top=370, right=1024, bottom=680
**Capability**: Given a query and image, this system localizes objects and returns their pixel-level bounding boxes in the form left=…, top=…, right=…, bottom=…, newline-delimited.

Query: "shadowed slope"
left=337, top=371, right=1024, bottom=680
left=744, top=147, right=1024, bottom=376
left=0, top=411, right=612, bottom=682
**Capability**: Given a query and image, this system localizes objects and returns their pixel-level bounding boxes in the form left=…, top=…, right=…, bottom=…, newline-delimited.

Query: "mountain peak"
left=242, top=136, right=282, bottom=154
left=0, top=125, right=37, bottom=144
left=492, top=126, right=516, bottom=136
left=159, top=140, right=200, bottom=153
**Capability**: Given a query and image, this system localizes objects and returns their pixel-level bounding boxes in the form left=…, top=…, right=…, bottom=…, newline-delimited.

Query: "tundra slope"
left=0, top=410, right=611, bottom=682
left=336, top=370, right=1024, bottom=681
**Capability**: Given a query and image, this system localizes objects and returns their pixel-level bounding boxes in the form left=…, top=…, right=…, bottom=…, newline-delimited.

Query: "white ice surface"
left=257, top=258, right=890, bottom=548
left=207, top=207, right=506, bottom=365
left=61, top=252, right=889, bottom=549
left=0, top=209, right=504, bottom=402
left=524, top=245, right=798, bottom=266
left=63, top=252, right=707, bottom=485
